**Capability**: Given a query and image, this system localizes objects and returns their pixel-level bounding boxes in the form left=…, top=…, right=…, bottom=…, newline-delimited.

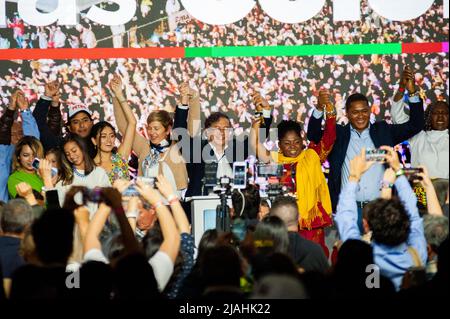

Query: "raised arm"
left=74, top=206, right=90, bottom=246
left=102, top=188, right=141, bottom=255
left=335, top=148, right=375, bottom=242
left=46, top=81, right=63, bottom=136
left=156, top=175, right=190, bottom=234
left=0, top=92, right=17, bottom=145
left=417, top=166, right=444, bottom=216
left=249, top=92, right=272, bottom=163
left=84, top=203, right=111, bottom=255
left=380, top=168, right=396, bottom=200
left=32, top=81, right=61, bottom=150
left=109, top=75, right=137, bottom=159
left=381, top=146, right=427, bottom=264
left=17, top=92, right=40, bottom=139
left=307, top=89, right=336, bottom=163
left=391, top=66, right=414, bottom=125
left=113, top=179, right=140, bottom=231
left=390, top=68, right=425, bottom=145
left=136, top=181, right=180, bottom=263
left=111, top=81, right=148, bottom=158
left=187, top=85, right=201, bottom=137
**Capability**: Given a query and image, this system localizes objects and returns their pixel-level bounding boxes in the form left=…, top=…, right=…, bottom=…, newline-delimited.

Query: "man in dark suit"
left=307, top=70, right=424, bottom=232
left=174, top=85, right=272, bottom=198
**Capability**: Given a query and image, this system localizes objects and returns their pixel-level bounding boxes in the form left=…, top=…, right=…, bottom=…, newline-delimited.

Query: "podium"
left=187, top=195, right=232, bottom=249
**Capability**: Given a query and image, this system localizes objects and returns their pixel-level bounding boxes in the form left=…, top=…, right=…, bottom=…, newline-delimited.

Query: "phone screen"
left=366, top=149, right=387, bottom=162
left=32, top=158, right=40, bottom=170
left=233, top=163, right=247, bottom=189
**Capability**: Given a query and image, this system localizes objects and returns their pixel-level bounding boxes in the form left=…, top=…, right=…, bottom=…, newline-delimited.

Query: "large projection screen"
left=0, top=1, right=448, bottom=134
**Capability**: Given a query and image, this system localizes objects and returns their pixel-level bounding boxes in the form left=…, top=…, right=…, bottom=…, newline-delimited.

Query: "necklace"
left=73, top=167, right=88, bottom=178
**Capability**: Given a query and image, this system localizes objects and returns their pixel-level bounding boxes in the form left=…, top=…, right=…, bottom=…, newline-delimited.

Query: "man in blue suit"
left=307, top=70, right=424, bottom=232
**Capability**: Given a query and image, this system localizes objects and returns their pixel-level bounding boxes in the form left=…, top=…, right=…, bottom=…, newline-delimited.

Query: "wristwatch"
left=326, top=109, right=337, bottom=117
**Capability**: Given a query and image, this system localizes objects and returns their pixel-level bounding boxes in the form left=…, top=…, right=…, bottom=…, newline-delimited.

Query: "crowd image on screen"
left=0, top=0, right=448, bottom=302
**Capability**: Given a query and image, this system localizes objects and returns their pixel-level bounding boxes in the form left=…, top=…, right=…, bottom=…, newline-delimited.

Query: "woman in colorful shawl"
left=250, top=89, right=336, bottom=256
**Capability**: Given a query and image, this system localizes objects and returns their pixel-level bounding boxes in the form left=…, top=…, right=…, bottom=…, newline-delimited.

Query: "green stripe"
left=185, top=47, right=213, bottom=58
left=184, top=43, right=402, bottom=58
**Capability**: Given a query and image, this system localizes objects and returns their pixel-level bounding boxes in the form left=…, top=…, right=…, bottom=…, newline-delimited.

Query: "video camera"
left=255, top=163, right=287, bottom=201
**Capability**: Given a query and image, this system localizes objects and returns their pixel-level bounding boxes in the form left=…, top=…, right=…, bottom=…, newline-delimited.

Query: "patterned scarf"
left=273, top=149, right=332, bottom=230
left=142, top=139, right=170, bottom=176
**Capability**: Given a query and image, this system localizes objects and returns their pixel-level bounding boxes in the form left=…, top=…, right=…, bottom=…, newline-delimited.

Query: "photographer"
left=82, top=182, right=181, bottom=292
left=140, top=175, right=194, bottom=299
left=335, top=147, right=427, bottom=291
left=230, top=184, right=261, bottom=241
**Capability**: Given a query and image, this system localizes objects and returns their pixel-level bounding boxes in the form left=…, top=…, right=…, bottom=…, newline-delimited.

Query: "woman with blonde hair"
left=112, top=80, right=189, bottom=198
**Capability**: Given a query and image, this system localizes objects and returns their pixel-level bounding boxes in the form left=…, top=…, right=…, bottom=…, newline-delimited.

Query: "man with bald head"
left=270, top=196, right=329, bottom=273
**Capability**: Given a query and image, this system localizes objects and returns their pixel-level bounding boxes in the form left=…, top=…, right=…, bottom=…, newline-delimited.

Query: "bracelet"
left=169, top=198, right=179, bottom=205
left=380, top=180, right=394, bottom=189
left=118, top=99, right=127, bottom=104
left=398, top=87, right=405, bottom=93
left=166, top=194, right=178, bottom=202
left=152, top=201, right=164, bottom=210
left=395, top=169, right=405, bottom=177
left=326, top=109, right=337, bottom=117
left=126, top=210, right=139, bottom=219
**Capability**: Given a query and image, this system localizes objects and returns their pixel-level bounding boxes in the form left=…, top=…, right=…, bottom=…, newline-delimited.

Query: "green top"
left=7, top=170, right=44, bottom=199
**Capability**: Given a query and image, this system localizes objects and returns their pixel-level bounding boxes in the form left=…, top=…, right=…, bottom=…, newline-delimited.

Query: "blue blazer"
left=307, top=99, right=425, bottom=211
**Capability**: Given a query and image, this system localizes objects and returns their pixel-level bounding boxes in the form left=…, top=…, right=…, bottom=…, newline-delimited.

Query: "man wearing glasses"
left=175, top=87, right=272, bottom=198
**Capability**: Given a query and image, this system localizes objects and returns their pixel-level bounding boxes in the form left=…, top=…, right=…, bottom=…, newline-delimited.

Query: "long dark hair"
left=45, top=148, right=69, bottom=184
left=90, top=121, right=118, bottom=164
left=61, top=135, right=96, bottom=185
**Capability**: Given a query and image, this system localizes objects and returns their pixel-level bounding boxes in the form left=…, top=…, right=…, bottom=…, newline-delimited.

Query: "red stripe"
left=0, top=48, right=186, bottom=60
left=402, top=42, right=443, bottom=54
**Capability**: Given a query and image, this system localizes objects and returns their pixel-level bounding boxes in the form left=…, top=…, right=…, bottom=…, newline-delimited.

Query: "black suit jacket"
left=307, top=99, right=425, bottom=211
left=173, top=107, right=272, bottom=197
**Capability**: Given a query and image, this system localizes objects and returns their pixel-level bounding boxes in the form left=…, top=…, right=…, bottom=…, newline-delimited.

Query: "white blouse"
left=56, top=167, right=111, bottom=216
left=409, top=130, right=449, bottom=179
left=391, top=99, right=449, bottom=179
